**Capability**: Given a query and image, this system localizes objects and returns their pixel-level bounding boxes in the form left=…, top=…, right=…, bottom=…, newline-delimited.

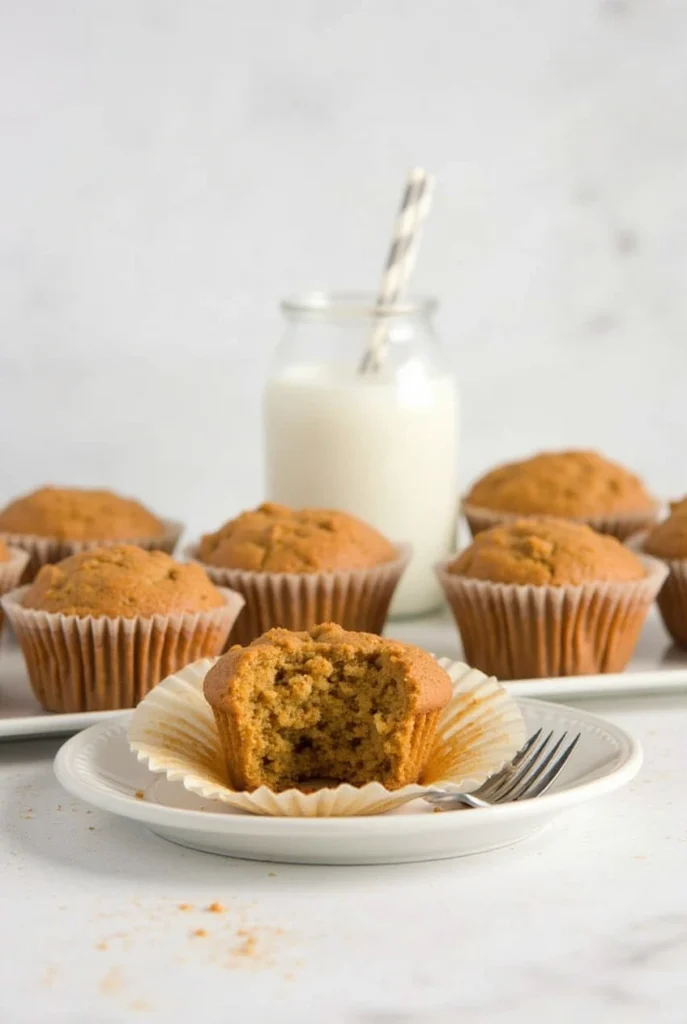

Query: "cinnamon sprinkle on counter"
left=206, top=901, right=225, bottom=914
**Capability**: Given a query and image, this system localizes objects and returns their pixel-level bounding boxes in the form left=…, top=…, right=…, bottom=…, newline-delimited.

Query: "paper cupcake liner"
left=628, top=532, right=687, bottom=648
left=436, top=555, right=667, bottom=680
left=128, top=656, right=525, bottom=817
left=1, top=586, right=245, bottom=713
left=0, top=546, right=30, bottom=634
left=0, top=518, right=184, bottom=584
left=186, top=544, right=411, bottom=646
left=461, top=502, right=660, bottom=542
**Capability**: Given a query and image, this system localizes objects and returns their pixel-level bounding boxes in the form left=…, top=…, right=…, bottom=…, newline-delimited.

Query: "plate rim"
left=53, top=697, right=643, bottom=833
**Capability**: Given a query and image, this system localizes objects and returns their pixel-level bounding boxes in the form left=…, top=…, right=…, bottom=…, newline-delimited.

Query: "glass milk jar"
left=264, top=292, right=459, bottom=617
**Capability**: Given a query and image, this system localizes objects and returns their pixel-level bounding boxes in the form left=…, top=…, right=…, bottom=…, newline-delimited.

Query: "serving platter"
left=1, top=605, right=686, bottom=741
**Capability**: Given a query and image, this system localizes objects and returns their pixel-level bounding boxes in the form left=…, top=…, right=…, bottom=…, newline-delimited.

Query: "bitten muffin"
left=436, top=518, right=665, bottom=680
left=0, top=486, right=181, bottom=582
left=463, top=450, right=657, bottom=540
left=641, top=500, right=687, bottom=648
left=192, top=504, right=408, bottom=644
left=2, top=545, right=243, bottom=712
left=204, top=623, right=452, bottom=792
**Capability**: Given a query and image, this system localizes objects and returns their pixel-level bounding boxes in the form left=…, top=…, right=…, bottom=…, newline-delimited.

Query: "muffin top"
left=464, top=450, right=654, bottom=518
left=0, top=540, right=9, bottom=563
left=644, top=500, right=687, bottom=559
left=0, top=486, right=166, bottom=541
left=197, top=503, right=397, bottom=572
left=447, top=518, right=646, bottom=586
left=22, top=544, right=225, bottom=618
left=204, top=622, right=452, bottom=716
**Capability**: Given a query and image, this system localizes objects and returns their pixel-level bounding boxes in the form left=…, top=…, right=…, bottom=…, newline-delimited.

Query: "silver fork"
left=425, top=727, right=581, bottom=809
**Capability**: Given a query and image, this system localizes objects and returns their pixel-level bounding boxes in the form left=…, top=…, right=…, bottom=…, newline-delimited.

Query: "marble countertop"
left=1, top=623, right=686, bottom=1023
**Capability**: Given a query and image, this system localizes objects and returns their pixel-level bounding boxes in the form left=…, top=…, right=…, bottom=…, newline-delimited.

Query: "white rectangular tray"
left=1, top=606, right=685, bottom=741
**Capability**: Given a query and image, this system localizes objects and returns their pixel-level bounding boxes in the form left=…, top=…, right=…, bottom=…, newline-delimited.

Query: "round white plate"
left=54, top=698, right=642, bottom=865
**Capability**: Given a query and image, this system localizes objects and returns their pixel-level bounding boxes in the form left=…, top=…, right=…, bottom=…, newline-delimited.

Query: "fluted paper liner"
left=629, top=532, right=687, bottom=649
left=461, top=501, right=660, bottom=543
left=437, top=554, right=667, bottom=680
left=0, top=518, right=184, bottom=584
left=127, top=656, right=525, bottom=817
left=1, top=586, right=245, bottom=712
left=186, top=543, right=411, bottom=646
left=0, top=546, right=30, bottom=633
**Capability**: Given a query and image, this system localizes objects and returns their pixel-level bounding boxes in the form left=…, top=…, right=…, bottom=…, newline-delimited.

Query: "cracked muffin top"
left=0, top=486, right=166, bottom=541
left=464, top=450, right=654, bottom=518
left=644, top=500, right=687, bottom=559
left=22, top=544, right=225, bottom=618
left=197, top=503, right=397, bottom=572
left=447, top=518, right=646, bottom=586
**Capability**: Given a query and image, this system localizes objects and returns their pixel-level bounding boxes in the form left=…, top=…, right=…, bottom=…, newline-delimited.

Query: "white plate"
left=54, top=699, right=641, bottom=865
left=2, top=605, right=686, bottom=741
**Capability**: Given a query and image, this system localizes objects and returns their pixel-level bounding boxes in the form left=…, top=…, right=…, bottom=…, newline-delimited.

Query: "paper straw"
left=359, top=168, right=434, bottom=373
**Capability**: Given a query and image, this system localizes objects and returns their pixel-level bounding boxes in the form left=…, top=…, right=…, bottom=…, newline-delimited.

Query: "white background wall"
left=1, top=0, right=685, bottom=538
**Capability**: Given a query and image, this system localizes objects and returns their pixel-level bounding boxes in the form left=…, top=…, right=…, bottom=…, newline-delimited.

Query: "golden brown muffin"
left=197, top=503, right=396, bottom=572
left=449, top=518, right=646, bottom=587
left=204, top=623, right=452, bottom=792
left=23, top=544, right=225, bottom=618
left=0, top=486, right=165, bottom=541
left=644, top=506, right=687, bottom=560
left=0, top=540, right=9, bottom=563
left=465, top=450, right=654, bottom=519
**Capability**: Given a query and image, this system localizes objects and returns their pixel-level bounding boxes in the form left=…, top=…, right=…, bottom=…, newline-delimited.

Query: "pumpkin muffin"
left=463, top=450, right=657, bottom=540
left=0, top=486, right=182, bottom=582
left=639, top=500, right=687, bottom=648
left=192, top=504, right=409, bottom=644
left=2, top=545, right=244, bottom=712
left=436, top=518, right=665, bottom=680
left=204, top=623, right=452, bottom=792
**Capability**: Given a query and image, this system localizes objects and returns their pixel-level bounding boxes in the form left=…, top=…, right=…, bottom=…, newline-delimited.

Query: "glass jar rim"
left=281, top=290, right=438, bottom=319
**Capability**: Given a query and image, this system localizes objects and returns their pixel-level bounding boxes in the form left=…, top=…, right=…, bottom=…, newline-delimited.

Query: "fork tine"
left=515, top=733, right=581, bottom=801
left=471, top=728, right=544, bottom=798
left=499, top=732, right=569, bottom=802
left=480, top=730, right=554, bottom=800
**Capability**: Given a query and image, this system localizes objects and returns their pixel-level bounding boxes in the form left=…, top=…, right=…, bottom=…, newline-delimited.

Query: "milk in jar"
left=264, top=293, right=458, bottom=617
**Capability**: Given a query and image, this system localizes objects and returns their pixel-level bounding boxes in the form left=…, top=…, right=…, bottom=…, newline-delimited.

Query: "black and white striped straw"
left=359, top=167, right=434, bottom=373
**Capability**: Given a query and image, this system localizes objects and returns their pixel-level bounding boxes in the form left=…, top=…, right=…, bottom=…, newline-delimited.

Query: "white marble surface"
left=0, top=689, right=685, bottom=1023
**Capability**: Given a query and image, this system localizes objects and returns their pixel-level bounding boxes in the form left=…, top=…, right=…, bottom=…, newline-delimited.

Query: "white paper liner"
left=1, top=585, right=245, bottom=712
left=436, top=554, right=667, bottom=680
left=0, top=546, right=30, bottom=633
left=0, top=518, right=184, bottom=583
left=629, top=532, right=687, bottom=648
left=461, top=501, right=660, bottom=543
left=185, top=543, right=411, bottom=646
left=128, top=656, right=525, bottom=817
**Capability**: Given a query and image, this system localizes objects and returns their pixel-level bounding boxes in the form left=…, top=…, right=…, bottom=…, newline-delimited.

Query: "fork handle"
left=424, top=792, right=491, bottom=810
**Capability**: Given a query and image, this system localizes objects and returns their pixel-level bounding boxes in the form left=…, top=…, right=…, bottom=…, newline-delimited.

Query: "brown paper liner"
left=0, top=518, right=184, bottom=584
left=128, top=655, right=525, bottom=816
left=628, top=533, right=687, bottom=648
left=461, top=502, right=660, bottom=543
left=0, top=546, right=30, bottom=634
left=186, top=544, right=411, bottom=646
left=436, top=555, right=667, bottom=680
left=0, top=585, right=244, bottom=712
